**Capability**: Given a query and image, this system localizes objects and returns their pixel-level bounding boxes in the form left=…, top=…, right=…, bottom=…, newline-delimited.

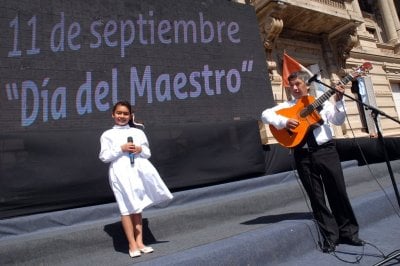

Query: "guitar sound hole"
left=300, top=106, right=314, bottom=118
left=300, top=109, right=309, bottom=118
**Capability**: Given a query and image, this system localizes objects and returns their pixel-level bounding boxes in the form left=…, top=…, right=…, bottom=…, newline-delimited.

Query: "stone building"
left=237, top=0, right=400, bottom=144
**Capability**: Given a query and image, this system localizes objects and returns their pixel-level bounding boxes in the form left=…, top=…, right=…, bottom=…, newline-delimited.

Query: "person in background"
left=99, top=101, right=173, bottom=258
left=261, top=71, right=364, bottom=253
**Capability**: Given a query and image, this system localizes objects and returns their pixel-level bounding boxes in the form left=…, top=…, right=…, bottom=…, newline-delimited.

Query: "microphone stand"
left=310, top=78, right=400, bottom=266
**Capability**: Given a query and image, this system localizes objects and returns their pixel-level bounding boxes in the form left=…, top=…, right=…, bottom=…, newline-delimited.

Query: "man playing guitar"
left=261, top=71, right=364, bottom=253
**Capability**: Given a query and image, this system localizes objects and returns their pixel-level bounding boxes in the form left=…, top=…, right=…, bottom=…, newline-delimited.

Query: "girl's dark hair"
left=112, top=101, right=132, bottom=114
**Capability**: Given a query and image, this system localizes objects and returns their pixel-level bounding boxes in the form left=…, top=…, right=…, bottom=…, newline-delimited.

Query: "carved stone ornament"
left=334, top=31, right=358, bottom=68
left=262, top=17, right=283, bottom=51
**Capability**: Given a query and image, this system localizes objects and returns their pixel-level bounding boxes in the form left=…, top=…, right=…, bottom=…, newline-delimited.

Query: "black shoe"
left=338, top=236, right=365, bottom=246
left=320, top=240, right=336, bottom=253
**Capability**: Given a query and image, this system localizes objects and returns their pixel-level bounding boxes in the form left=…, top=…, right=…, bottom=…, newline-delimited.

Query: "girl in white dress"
left=99, top=101, right=173, bottom=258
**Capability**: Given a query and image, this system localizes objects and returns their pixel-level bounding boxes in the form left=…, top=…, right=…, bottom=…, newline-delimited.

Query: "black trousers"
left=294, top=142, right=359, bottom=243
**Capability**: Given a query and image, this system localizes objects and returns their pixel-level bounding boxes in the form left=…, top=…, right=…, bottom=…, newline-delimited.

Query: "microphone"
left=127, top=137, right=134, bottom=164
left=307, top=74, right=319, bottom=85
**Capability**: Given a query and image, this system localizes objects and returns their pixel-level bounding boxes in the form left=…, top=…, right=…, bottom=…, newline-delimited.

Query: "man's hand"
left=286, top=118, right=299, bottom=130
left=334, top=84, right=345, bottom=101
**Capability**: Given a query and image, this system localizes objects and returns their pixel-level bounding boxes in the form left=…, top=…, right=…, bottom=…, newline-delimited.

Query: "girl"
left=99, top=101, right=173, bottom=258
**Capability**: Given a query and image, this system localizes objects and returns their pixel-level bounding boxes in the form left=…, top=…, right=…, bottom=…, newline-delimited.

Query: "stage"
left=1, top=159, right=400, bottom=266
left=1, top=0, right=400, bottom=264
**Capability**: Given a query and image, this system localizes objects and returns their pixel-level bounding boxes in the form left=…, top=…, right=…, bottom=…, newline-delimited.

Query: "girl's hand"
left=121, top=142, right=142, bottom=154
left=132, top=145, right=142, bottom=154
left=121, top=142, right=134, bottom=153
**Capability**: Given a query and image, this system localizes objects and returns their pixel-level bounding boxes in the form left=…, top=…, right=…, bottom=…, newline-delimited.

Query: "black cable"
left=335, top=103, right=400, bottom=263
left=283, top=90, right=399, bottom=263
left=343, top=105, right=400, bottom=219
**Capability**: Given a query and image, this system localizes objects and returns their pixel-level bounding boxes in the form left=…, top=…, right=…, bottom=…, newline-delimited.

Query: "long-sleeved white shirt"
left=99, top=124, right=150, bottom=164
left=261, top=98, right=346, bottom=145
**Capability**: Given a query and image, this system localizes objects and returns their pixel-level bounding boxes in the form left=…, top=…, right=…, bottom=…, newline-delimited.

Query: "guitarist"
left=261, top=71, right=364, bottom=253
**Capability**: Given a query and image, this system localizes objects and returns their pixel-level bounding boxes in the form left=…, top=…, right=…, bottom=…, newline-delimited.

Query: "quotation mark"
left=241, top=60, right=253, bottom=72
left=6, top=82, right=19, bottom=100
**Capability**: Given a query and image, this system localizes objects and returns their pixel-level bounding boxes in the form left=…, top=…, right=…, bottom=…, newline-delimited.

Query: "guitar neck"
left=311, top=90, right=335, bottom=109
left=310, top=73, right=354, bottom=110
left=340, top=74, right=355, bottom=85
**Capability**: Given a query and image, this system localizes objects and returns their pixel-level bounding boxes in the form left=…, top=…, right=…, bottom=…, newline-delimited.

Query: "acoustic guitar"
left=270, top=62, right=373, bottom=148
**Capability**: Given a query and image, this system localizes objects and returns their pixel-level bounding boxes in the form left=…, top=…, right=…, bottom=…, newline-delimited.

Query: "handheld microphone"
left=127, top=137, right=134, bottom=164
left=307, top=74, right=319, bottom=85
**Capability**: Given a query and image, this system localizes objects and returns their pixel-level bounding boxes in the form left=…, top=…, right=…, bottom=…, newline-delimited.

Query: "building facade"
left=237, top=0, right=400, bottom=144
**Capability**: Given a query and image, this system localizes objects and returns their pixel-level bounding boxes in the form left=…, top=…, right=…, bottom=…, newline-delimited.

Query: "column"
left=377, top=0, right=398, bottom=43
left=387, top=0, right=400, bottom=39
left=351, top=0, right=367, bottom=33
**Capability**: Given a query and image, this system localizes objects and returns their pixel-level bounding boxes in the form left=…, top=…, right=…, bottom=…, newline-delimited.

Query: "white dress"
left=99, top=124, right=173, bottom=215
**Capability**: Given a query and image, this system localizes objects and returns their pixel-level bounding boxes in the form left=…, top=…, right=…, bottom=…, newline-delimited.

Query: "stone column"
left=351, top=0, right=367, bottom=33
left=387, top=0, right=400, bottom=39
left=377, top=0, right=398, bottom=43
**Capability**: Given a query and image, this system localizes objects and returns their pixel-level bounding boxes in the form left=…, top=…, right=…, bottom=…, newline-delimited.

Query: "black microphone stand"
left=310, top=78, right=400, bottom=266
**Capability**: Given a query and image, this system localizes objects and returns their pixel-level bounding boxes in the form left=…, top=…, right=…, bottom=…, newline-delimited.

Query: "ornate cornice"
left=382, top=62, right=400, bottom=74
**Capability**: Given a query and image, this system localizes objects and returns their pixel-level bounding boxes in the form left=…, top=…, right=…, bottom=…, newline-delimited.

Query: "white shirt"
left=99, top=125, right=150, bottom=164
left=261, top=98, right=346, bottom=145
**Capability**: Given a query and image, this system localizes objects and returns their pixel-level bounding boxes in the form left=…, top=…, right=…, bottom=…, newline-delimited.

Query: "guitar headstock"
left=352, top=62, right=372, bottom=78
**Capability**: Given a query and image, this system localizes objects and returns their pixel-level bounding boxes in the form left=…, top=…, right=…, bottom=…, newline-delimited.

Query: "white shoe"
left=129, top=249, right=141, bottom=258
left=140, top=246, right=154, bottom=254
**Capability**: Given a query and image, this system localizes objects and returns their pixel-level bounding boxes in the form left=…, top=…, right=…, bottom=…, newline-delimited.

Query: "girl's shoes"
left=140, top=246, right=154, bottom=254
left=129, top=247, right=153, bottom=258
left=129, top=249, right=141, bottom=258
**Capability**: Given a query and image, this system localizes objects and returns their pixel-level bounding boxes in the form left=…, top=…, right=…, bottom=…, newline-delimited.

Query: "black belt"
left=296, top=140, right=334, bottom=152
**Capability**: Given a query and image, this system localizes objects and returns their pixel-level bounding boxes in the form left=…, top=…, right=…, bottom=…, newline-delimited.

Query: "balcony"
left=253, top=0, right=364, bottom=37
